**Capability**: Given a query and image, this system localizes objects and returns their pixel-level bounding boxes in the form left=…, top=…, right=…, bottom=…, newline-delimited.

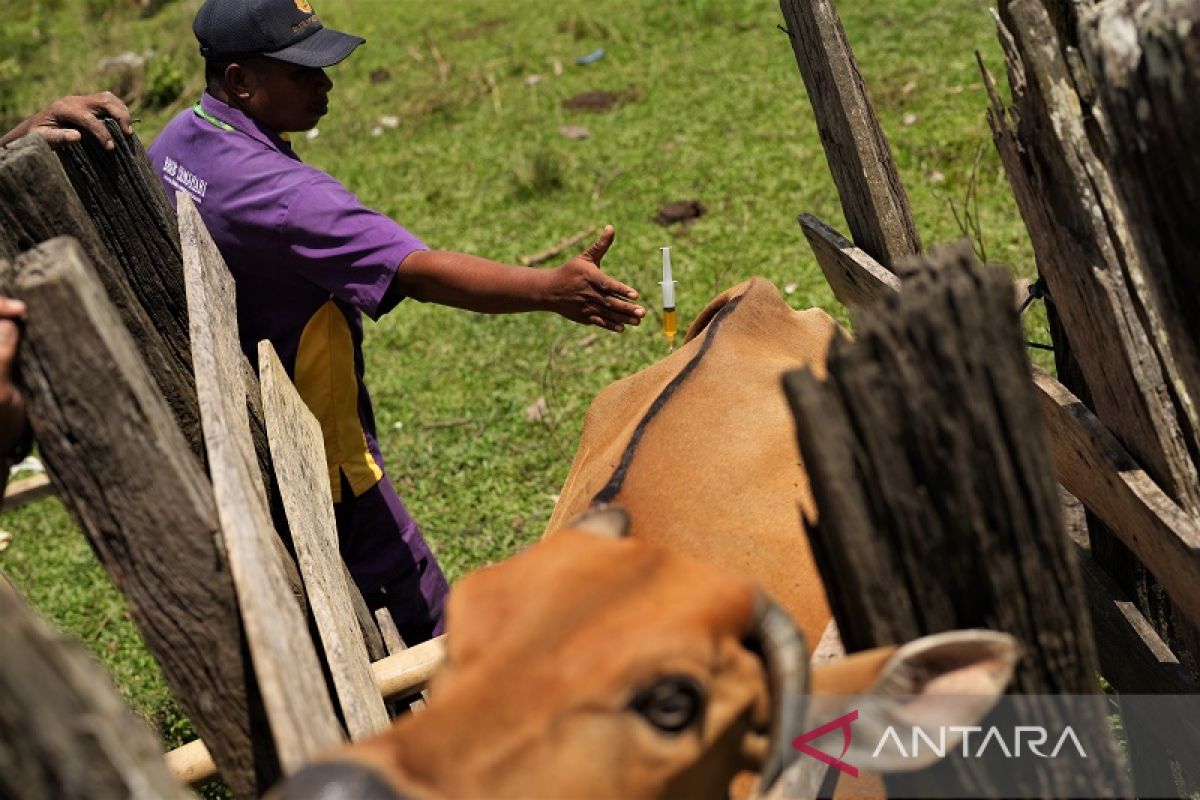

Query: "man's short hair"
left=204, top=58, right=235, bottom=88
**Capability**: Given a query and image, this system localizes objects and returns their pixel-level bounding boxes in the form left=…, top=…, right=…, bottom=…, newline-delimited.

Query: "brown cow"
left=268, top=280, right=1019, bottom=799
left=545, top=277, right=841, bottom=648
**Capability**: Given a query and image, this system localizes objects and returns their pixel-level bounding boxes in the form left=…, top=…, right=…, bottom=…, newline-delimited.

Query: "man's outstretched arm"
left=391, top=225, right=645, bottom=332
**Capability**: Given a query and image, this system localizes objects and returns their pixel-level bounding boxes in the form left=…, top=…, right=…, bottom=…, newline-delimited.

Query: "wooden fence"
left=0, top=131, right=437, bottom=797
left=781, top=0, right=1200, bottom=793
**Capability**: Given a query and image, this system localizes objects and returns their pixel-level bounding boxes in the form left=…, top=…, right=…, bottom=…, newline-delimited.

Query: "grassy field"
left=0, top=0, right=1041, bottom=772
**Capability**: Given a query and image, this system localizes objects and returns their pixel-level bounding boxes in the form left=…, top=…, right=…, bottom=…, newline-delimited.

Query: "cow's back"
left=546, top=277, right=840, bottom=645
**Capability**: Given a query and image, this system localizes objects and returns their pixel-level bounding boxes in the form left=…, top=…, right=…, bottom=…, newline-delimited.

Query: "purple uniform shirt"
left=149, top=93, right=447, bottom=640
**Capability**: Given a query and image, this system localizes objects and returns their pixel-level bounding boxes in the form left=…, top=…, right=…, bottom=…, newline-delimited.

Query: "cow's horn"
left=745, top=592, right=809, bottom=795
left=569, top=504, right=631, bottom=539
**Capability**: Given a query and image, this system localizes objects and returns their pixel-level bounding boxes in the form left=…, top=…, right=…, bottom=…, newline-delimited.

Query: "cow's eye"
left=628, top=676, right=705, bottom=734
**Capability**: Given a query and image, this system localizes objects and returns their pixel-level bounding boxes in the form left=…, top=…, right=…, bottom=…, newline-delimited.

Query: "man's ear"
left=803, top=630, right=1020, bottom=772
left=224, top=62, right=256, bottom=100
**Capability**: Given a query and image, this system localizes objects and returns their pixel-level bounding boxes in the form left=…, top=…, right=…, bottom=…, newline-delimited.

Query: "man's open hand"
left=548, top=225, right=645, bottom=332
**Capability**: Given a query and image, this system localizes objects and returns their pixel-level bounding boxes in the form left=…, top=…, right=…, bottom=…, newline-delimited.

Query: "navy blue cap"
left=194, top=0, right=364, bottom=68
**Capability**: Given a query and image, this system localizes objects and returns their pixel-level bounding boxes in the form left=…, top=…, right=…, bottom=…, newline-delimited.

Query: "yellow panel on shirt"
left=294, top=299, right=383, bottom=502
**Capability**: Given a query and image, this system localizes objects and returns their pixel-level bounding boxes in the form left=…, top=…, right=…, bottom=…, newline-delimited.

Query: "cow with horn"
left=268, top=280, right=1020, bottom=799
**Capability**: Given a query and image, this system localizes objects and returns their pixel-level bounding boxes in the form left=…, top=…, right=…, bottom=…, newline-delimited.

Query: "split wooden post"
left=783, top=243, right=1128, bottom=797
left=259, top=340, right=391, bottom=739
left=778, top=0, right=921, bottom=265
left=180, top=193, right=345, bottom=772
left=6, top=237, right=265, bottom=797
left=986, top=0, right=1200, bottom=675
left=1079, top=0, right=1200, bottom=474
left=985, top=0, right=1200, bottom=510
left=0, top=572, right=192, bottom=800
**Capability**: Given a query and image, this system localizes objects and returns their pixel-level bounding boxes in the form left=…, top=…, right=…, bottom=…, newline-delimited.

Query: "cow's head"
left=269, top=508, right=1018, bottom=799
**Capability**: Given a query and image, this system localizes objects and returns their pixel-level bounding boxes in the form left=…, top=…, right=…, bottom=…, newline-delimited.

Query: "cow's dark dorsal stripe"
left=591, top=293, right=746, bottom=506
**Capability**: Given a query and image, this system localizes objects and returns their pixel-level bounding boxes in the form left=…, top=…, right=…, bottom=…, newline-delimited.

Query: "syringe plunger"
left=660, top=246, right=676, bottom=309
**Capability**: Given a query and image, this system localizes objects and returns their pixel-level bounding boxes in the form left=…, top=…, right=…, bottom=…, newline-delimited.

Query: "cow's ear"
left=568, top=504, right=630, bottom=539
left=803, top=630, right=1020, bottom=773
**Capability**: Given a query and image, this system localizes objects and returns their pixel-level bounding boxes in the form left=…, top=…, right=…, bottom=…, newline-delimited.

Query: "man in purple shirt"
left=149, top=0, right=644, bottom=645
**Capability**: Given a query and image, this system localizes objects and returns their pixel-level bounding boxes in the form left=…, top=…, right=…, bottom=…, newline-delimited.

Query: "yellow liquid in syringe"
left=663, top=307, right=677, bottom=346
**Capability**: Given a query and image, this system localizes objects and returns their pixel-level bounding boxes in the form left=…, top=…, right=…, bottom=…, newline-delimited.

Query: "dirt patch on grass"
left=653, top=200, right=708, bottom=227
left=453, top=18, right=506, bottom=41
left=564, top=90, right=633, bottom=113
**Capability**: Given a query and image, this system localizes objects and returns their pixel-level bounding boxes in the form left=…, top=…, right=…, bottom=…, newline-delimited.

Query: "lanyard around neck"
left=192, top=101, right=294, bottom=144
left=192, top=102, right=235, bottom=132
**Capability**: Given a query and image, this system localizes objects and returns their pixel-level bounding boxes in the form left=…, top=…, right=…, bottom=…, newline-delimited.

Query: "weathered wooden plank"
left=56, top=119, right=191, bottom=376
left=180, top=193, right=345, bottom=772
left=167, top=636, right=448, bottom=788
left=0, top=124, right=391, bottom=668
left=374, top=608, right=429, bottom=712
left=1065, top=501, right=1200, bottom=697
left=1035, top=369, right=1200, bottom=627
left=0, top=572, right=191, bottom=800
left=801, top=213, right=1200, bottom=630
left=783, top=243, right=1128, bottom=797
left=799, top=212, right=900, bottom=325
left=0, top=134, right=202, bottom=454
left=778, top=0, right=921, bottom=266
left=374, top=608, right=407, bottom=655
left=1062, top=491, right=1200, bottom=794
left=985, top=0, right=1200, bottom=513
left=7, top=237, right=262, bottom=798
left=2, top=472, right=54, bottom=510
left=984, top=3, right=1200, bottom=673
left=1080, top=0, right=1200, bottom=486
left=259, top=340, right=390, bottom=740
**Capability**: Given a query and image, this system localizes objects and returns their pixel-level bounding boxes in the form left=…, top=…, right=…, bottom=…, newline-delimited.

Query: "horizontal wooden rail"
left=799, top=213, right=1200, bottom=629
left=164, top=636, right=446, bottom=787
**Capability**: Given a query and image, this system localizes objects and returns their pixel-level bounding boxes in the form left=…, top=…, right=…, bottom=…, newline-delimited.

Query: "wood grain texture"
left=0, top=134, right=202, bottom=454
left=987, top=0, right=1200, bottom=678
left=1034, top=369, right=1200, bottom=627
left=2, top=111, right=386, bottom=673
left=985, top=0, right=1200, bottom=513
left=1063, top=492, right=1200, bottom=794
left=179, top=193, right=345, bottom=773
left=374, top=608, right=429, bottom=712
left=778, top=0, right=921, bottom=266
left=259, top=340, right=390, bottom=740
left=784, top=243, right=1128, bottom=797
left=0, top=573, right=191, bottom=800
left=56, top=119, right=191, bottom=378
left=1080, top=0, right=1200, bottom=490
left=8, top=237, right=262, bottom=797
left=374, top=608, right=407, bottom=655
left=799, top=212, right=901, bottom=324
left=801, top=214, right=1200, bottom=629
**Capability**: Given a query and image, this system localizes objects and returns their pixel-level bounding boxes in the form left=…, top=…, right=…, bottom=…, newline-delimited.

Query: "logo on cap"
left=294, top=0, right=312, bottom=12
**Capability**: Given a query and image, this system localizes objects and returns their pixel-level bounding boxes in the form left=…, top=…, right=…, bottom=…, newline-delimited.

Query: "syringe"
left=660, top=246, right=677, bottom=350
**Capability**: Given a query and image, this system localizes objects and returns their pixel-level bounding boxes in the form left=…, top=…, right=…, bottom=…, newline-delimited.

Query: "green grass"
left=0, top=0, right=1045, bottom=773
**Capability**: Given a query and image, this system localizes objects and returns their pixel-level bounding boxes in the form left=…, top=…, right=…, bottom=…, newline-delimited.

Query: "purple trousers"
left=333, top=473, right=448, bottom=645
